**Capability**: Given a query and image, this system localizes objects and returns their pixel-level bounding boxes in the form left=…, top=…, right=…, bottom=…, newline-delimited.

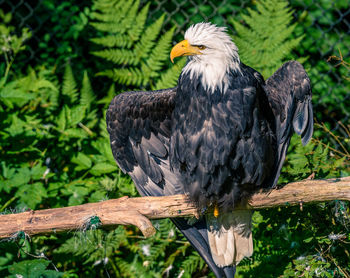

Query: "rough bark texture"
left=0, top=177, right=349, bottom=239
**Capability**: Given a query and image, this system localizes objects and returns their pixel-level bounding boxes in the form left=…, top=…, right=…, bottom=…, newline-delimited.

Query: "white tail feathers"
left=206, top=210, right=253, bottom=267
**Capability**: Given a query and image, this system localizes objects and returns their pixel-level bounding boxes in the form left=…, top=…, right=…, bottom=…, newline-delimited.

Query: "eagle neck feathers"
left=181, top=58, right=242, bottom=94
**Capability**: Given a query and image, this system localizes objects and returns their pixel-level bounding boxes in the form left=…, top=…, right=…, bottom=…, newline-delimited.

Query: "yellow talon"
left=214, top=204, right=219, bottom=218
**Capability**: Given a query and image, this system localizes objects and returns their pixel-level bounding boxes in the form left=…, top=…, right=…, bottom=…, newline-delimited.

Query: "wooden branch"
left=1, top=177, right=349, bottom=239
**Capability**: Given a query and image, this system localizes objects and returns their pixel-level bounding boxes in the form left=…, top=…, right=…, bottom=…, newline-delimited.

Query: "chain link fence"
left=1, top=0, right=53, bottom=62
left=1, top=0, right=350, bottom=148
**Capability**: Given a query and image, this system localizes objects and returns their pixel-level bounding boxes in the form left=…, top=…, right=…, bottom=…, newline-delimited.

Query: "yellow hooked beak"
left=170, top=39, right=203, bottom=63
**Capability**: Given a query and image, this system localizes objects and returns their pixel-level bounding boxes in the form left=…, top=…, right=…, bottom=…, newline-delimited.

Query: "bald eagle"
left=106, top=23, right=313, bottom=277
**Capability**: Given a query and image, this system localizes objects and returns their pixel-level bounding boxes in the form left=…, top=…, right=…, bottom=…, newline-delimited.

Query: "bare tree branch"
left=0, top=177, right=349, bottom=239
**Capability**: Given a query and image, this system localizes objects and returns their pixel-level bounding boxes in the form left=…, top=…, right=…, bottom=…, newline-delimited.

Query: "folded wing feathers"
left=264, top=60, right=313, bottom=187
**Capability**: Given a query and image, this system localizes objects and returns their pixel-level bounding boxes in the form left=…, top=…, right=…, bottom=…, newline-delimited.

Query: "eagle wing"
left=264, top=61, right=313, bottom=187
left=106, top=87, right=183, bottom=197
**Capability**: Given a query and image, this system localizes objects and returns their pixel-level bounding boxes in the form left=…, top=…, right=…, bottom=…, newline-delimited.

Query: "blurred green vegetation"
left=0, top=0, right=349, bottom=277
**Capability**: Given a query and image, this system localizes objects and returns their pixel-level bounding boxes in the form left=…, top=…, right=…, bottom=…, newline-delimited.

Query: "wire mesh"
left=1, top=0, right=349, bottom=148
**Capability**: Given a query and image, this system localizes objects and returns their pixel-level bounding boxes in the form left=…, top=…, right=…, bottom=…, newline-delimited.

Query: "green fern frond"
left=98, top=67, right=144, bottom=86
left=55, top=68, right=99, bottom=135
left=92, top=0, right=121, bottom=11
left=97, top=83, right=115, bottom=107
left=47, top=84, right=59, bottom=111
left=62, top=64, right=78, bottom=104
left=128, top=3, right=149, bottom=42
left=118, top=0, right=140, bottom=33
left=154, top=58, right=186, bottom=90
left=269, top=36, right=303, bottom=62
left=178, top=253, right=204, bottom=277
left=230, top=0, right=304, bottom=78
left=114, top=257, right=132, bottom=275
left=91, top=48, right=137, bottom=65
left=89, top=21, right=117, bottom=33
left=114, top=256, right=151, bottom=277
left=90, top=0, right=141, bottom=40
left=98, top=116, right=109, bottom=138
left=154, top=219, right=176, bottom=239
left=81, top=71, right=95, bottom=110
left=91, top=0, right=138, bottom=34
left=66, top=105, right=86, bottom=127
left=91, top=0, right=133, bottom=27
left=148, top=241, right=168, bottom=264
left=90, top=0, right=180, bottom=89
left=90, top=34, right=133, bottom=48
left=55, top=227, right=128, bottom=264
left=145, top=27, right=175, bottom=75
left=133, top=15, right=165, bottom=63
left=90, top=1, right=148, bottom=49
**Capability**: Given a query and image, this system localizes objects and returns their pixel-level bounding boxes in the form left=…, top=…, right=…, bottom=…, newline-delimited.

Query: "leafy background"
left=0, top=0, right=350, bottom=277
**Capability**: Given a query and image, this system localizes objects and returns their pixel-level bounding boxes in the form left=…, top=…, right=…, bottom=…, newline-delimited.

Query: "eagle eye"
left=197, top=45, right=206, bottom=50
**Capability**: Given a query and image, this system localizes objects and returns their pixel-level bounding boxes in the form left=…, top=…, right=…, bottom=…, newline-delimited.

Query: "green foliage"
left=229, top=0, right=304, bottom=78
left=33, top=1, right=90, bottom=68
left=178, top=253, right=205, bottom=278
left=56, top=227, right=128, bottom=264
left=290, top=0, right=350, bottom=122
left=53, top=218, right=204, bottom=277
left=0, top=61, right=123, bottom=212
left=0, top=0, right=350, bottom=277
left=7, top=259, right=63, bottom=278
left=0, top=9, right=31, bottom=85
left=90, top=0, right=185, bottom=89
left=0, top=11, right=31, bottom=59
left=0, top=29, right=134, bottom=273
left=280, top=135, right=347, bottom=182
left=283, top=255, right=333, bottom=278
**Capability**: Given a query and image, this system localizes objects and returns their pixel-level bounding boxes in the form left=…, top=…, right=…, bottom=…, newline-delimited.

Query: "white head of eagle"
left=170, top=22, right=241, bottom=93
